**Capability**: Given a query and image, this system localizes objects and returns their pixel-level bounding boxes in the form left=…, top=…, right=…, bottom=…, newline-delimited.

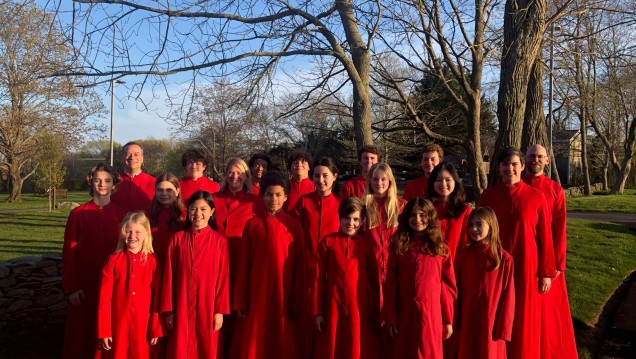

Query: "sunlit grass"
left=566, top=189, right=636, bottom=213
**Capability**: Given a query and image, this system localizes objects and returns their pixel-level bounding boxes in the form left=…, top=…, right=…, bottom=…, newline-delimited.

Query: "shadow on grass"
left=589, top=222, right=635, bottom=235
left=0, top=220, right=66, bottom=228
left=0, top=244, right=62, bottom=253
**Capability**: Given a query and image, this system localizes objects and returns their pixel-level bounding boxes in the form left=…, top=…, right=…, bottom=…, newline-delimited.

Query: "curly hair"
left=392, top=197, right=447, bottom=257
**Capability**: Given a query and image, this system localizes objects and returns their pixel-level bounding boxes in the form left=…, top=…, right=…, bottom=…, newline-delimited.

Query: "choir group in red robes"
left=62, top=143, right=581, bottom=359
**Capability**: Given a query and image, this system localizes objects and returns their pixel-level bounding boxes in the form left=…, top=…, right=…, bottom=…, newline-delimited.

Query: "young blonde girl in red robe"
left=150, top=173, right=186, bottom=265
left=161, top=190, right=230, bottom=359
left=95, top=212, right=164, bottom=359
left=314, top=197, right=381, bottom=359
left=382, top=197, right=457, bottom=359
left=456, top=207, right=515, bottom=359
left=292, top=157, right=341, bottom=358
left=63, top=163, right=127, bottom=359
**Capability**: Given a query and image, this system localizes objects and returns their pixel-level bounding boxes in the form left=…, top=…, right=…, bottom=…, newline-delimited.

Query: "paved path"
left=567, top=211, right=636, bottom=230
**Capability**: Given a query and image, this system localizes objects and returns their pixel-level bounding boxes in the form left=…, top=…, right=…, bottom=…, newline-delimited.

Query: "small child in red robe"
left=95, top=212, right=164, bottom=359
left=456, top=207, right=515, bottom=359
left=161, top=190, right=230, bottom=359
left=382, top=197, right=457, bottom=359
left=314, top=197, right=381, bottom=359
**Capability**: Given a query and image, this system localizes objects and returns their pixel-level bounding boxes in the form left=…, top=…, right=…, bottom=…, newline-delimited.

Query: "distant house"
left=552, top=130, right=581, bottom=184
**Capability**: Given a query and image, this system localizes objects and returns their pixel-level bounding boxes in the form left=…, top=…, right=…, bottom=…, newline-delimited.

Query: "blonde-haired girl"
left=95, top=212, right=163, bottom=358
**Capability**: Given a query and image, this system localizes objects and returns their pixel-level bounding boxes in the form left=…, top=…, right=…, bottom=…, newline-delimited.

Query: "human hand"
left=68, top=290, right=84, bottom=306
left=539, top=277, right=552, bottom=293
left=442, top=324, right=453, bottom=340
left=388, top=326, right=398, bottom=339
left=149, top=337, right=159, bottom=345
left=315, top=316, right=326, bottom=333
left=213, top=313, right=224, bottom=331
left=99, top=337, right=112, bottom=350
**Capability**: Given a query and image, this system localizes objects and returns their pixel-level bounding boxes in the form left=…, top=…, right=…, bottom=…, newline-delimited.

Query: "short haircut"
left=420, top=143, right=444, bottom=160
left=248, top=153, right=272, bottom=169
left=122, top=141, right=143, bottom=156
left=338, top=197, right=366, bottom=219
left=85, top=163, right=121, bottom=196
left=357, top=145, right=382, bottom=162
left=498, top=147, right=525, bottom=166
left=181, top=148, right=209, bottom=168
left=287, top=149, right=313, bottom=170
left=259, top=171, right=290, bottom=196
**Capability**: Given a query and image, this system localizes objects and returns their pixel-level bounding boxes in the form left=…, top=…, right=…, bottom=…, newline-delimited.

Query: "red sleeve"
left=315, top=237, right=329, bottom=317
left=536, top=193, right=556, bottom=278
left=553, top=186, right=567, bottom=271
left=493, top=253, right=515, bottom=341
left=402, top=181, right=416, bottom=202
left=148, top=255, right=165, bottom=338
left=160, top=236, right=176, bottom=314
left=365, top=239, right=381, bottom=319
left=62, top=209, right=81, bottom=294
left=292, top=222, right=306, bottom=315
left=440, top=253, right=457, bottom=326
left=340, top=181, right=355, bottom=199
left=233, top=219, right=255, bottom=311
left=215, top=234, right=231, bottom=315
left=381, top=251, right=398, bottom=326
left=97, top=255, right=115, bottom=339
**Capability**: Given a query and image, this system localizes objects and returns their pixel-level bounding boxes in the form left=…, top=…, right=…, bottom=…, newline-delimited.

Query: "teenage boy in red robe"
left=402, top=143, right=443, bottom=202
left=340, top=145, right=381, bottom=199
left=233, top=171, right=303, bottom=359
left=63, top=164, right=127, bottom=359
left=285, top=149, right=315, bottom=212
left=478, top=147, right=556, bottom=359
left=111, top=142, right=156, bottom=212
left=248, top=153, right=273, bottom=196
left=179, top=148, right=220, bottom=202
left=522, top=144, right=578, bottom=359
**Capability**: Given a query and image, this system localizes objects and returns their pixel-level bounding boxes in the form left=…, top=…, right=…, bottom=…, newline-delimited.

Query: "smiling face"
left=360, top=152, right=379, bottom=177
left=188, top=199, right=215, bottom=230
left=155, top=180, right=179, bottom=207
left=433, top=169, right=456, bottom=199
left=250, top=159, right=268, bottom=182
left=371, top=169, right=390, bottom=197
left=340, top=210, right=362, bottom=237
left=92, top=170, right=115, bottom=198
left=408, top=208, right=429, bottom=236
left=185, top=160, right=206, bottom=179
left=525, top=145, right=549, bottom=177
left=499, top=155, right=524, bottom=184
left=226, top=165, right=247, bottom=193
left=123, top=144, right=144, bottom=174
left=421, top=151, right=441, bottom=176
left=469, top=216, right=491, bottom=243
left=263, top=185, right=287, bottom=214
left=291, top=159, right=310, bottom=180
left=124, top=222, right=148, bottom=254
left=313, top=165, right=337, bottom=197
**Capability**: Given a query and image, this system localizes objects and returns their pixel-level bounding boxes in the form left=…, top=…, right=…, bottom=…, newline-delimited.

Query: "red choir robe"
left=111, top=171, right=156, bottom=213
left=382, top=242, right=457, bottom=359
left=521, top=173, right=577, bottom=359
left=435, top=202, right=472, bottom=261
left=62, top=201, right=127, bottom=359
left=292, top=191, right=341, bottom=358
left=456, top=244, right=515, bottom=359
left=340, top=175, right=366, bottom=199
left=150, top=207, right=185, bottom=266
left=401, top=174, right=430, bottom=202
left=314, top=232, right=382, bottom=359
left=251, top=183, right=260, bottom=196
left=232, top=211, right=303, bottom=359
left=478, top=181, right=556, bottom=359
left=95, top=251, right=164, bottom=359
left=180, top=176, right=221, bottom=203
left=286, top=177, right=315, bottom=213
left=160, top=226, right=230, bottom=359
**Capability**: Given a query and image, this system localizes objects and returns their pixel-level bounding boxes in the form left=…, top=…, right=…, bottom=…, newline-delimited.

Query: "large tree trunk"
left=466, top=92, right=488, bottom=199
left=7, top=158, right=24, bottom=203
left=611, top=162, right=631, bottom=194
left=521, top=58, right=549, bottom=153
left=579, top=112, right=592, bottom=195
left=491, top=0, right=546, bottom=185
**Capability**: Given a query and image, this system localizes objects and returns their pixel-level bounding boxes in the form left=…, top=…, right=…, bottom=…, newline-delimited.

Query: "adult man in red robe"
left=340, top=145, right=381, bottom=199
left=522, top=144, right=578, bottom=359
left=478, top=147, right=556, bottom=359
left=111, top=142, right=156, bottom=212
left=179, top=148, right=221, bottom=202
left=402, top=143, right=443, bottom=201
left=233, top=172, right=303, bottom=359
left=285, top=149, right=315, bottom=212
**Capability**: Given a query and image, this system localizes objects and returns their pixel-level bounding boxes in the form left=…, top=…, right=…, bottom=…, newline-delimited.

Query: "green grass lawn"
left=566, top=189, right=636, bottom=213
left=0, top=191, right=91, bottom=210
left=0, top=210, right=70, bottom=261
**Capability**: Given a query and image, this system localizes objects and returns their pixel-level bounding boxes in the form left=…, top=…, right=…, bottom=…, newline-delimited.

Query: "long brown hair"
left=467, top=207, right=503, bottom=270
left=392, top=198, right=447, bottom=257
left=151, top=173, right=185, bottom=232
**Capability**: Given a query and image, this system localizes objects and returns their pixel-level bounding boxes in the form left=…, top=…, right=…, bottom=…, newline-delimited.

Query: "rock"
left=6, top=299, right=32, bottom=313
left=7, top=257, right=39, bottom=266
left=35, top=293, right=65, bottom=307
left=0, top=266, right=9, bottom=279
left=42, top=253, right=62, bottom=261
left=5, top=288, right=31, bottom=298
left=39, top=266, right=59, bottom=277
left=0, top=277, right=16, bottom=288
left=49, top=301, right=68, bottom=312
left=57, top=202, right=80, bottom=210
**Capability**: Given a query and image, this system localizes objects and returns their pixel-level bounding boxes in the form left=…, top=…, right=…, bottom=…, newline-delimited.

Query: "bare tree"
left=59, top=0, right=383, bottom=151
left=0, top=1, right=103, bottom=202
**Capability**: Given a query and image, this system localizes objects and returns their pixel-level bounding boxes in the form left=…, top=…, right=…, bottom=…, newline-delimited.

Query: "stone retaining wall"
left=563, top=183, right=604, bottom=197
left=0, top=254, right=66, bottom=337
